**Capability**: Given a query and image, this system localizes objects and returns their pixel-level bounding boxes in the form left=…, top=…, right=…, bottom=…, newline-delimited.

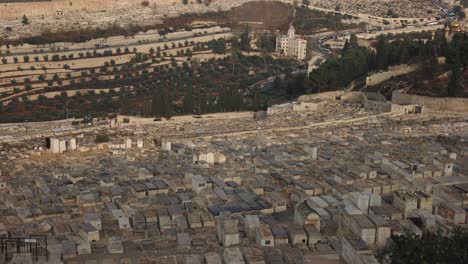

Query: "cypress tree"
left=252, top=91, right=263, bottom=111
left=447, top=63, right=462, bottom=97
left=183, top=88, right=194, bottom=114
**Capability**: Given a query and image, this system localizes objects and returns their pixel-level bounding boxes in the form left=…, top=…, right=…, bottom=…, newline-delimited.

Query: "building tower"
left=287, top=26, right=295, bottom=38
left=276, top=25, right=307, bottom=60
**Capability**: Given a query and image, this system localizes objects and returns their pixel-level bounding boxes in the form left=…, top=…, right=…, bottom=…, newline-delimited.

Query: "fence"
left=0, top=235, right=48, bottom=261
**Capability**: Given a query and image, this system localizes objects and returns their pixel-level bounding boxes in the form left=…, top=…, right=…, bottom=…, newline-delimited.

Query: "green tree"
left=240, top=27, right=251, bottom=51
left=207, top=39, right=226, bottom=54
left=375, top=35, right=389, bottom=70
left=349, top=34, right=358, bottom=48
left=286, top=73, right=306, bottom=97
left=256, top=35, right=276, bottom=52
left=309, top=45, right=372, bottom=92
left=273, top=75, right=282, bottom=90
left=95, top=133, right=110, bottom=143
left=252, top=91, right=264, bottom=111
left=342, top=39, right=350, bottom=53
left=378, top=230, right=468, bottom=264
left=447, top=63, right=463, bottom=97
left=152, top=89, right=173, bottom=118
left=183, top=88, right=194, bottom=114
left=21, top=15, right=29, bottom=25
left=38, top=95, right=47, bottom=103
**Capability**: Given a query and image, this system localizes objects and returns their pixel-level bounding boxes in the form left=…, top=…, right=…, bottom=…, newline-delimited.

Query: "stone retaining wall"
left=366, top=64, right=419, bottom=86
left=0, top=0, right=179, bottom=19
left=392, top=90, right=468, bottom=112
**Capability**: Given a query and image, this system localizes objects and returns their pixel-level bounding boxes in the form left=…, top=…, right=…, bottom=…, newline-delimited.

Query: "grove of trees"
left=308, top=31, right=468, bottom=96
left=378, top=230, right=468, bottom=264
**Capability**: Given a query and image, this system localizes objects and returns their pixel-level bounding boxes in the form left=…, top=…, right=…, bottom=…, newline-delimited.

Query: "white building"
left=276, top=26, right=307, bottom=60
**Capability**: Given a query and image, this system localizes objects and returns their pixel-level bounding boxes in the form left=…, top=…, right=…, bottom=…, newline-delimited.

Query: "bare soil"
left=227, top=1, right=293, bottom=31
left=163, top=1, right=293, bottom=31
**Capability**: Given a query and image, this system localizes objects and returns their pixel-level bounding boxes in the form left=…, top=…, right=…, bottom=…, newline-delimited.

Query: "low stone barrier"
left=392, top=90, right=468, bottom=112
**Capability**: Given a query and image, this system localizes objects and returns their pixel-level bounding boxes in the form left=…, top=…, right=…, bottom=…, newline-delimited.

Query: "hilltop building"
left=276, top=26, right=307, bottom=60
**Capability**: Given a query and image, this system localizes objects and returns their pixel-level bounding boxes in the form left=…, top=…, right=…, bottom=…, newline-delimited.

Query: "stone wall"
left=0, top=0, right=180, bottom=20
left=366, top=64, right=420, bottom=87
left=357, top=25, right=444, bottom=40
left=392, top=90, right=468, bottom=112
left=363, top=98, right=391, bottom=112
left=390, top=104, right=421, bottom=115
left=298, top=91, right=362, bottom=102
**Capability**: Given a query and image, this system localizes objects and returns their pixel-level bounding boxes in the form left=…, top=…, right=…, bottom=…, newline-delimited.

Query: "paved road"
left=304, top=4, right=443, bottom=28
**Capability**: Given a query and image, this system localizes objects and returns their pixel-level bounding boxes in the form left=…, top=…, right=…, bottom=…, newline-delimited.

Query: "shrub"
left=95, top=133, right=110, bottom=143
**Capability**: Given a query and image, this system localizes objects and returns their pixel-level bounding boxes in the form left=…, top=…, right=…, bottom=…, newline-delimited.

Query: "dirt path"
left=175, top=112, right=396, bottom=142
left=289, top=1, right=296, bottom=27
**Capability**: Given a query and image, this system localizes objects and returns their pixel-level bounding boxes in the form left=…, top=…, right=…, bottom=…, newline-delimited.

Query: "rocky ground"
left=0, top=0, right=288, bottom=40
left=308, top=0, right=444, bottom=18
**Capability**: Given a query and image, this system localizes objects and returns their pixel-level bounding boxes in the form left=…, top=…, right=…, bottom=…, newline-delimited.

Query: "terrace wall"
left=366, top=64, right=419, bottom=87
left=392, top=90, right=468, bottom=112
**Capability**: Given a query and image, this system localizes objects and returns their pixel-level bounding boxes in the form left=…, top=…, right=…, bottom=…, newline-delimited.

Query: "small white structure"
left=84, top=213, right=102, bottom=231
left=223, top=248, right=245, bottom=264
left=69, top=138, right=77, bottom=150
left=191, top=174, right=208, bottom=194
left=255, top=225, right=275, bottom=247
left=215, top=153, right=226, bottom=164
left=125, top=138, right=132, bottom=149
left=294, top=201, right=320, bottom=231
left=433, top=158, right=453, bottom=176
left=264, top=192, right=287, bottom=212
left=108, top=237, right=124, bottom=254
left=245, top=215, right=261, bottom=240
left=161, top=140, right=171, bottom=151
left=206, top=152, right=215, bottom=165
left=112, top=209, right=131, bottom=230
left=304, top=146, right=318, bottom=160
left=217, top=218, right=239, bottom=247
left=50, top=138, right=60, bottom=154
left=59, top=140, right=67, bottom=153
left=350, top=192, right=370, bottom=213
left=79, top=223, right=99, bottom=243
left=137, top=138, right=144, bottom=148
left=193, top=152, right=226, bottom=165
left=77, top=240, right=91, bottom=255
